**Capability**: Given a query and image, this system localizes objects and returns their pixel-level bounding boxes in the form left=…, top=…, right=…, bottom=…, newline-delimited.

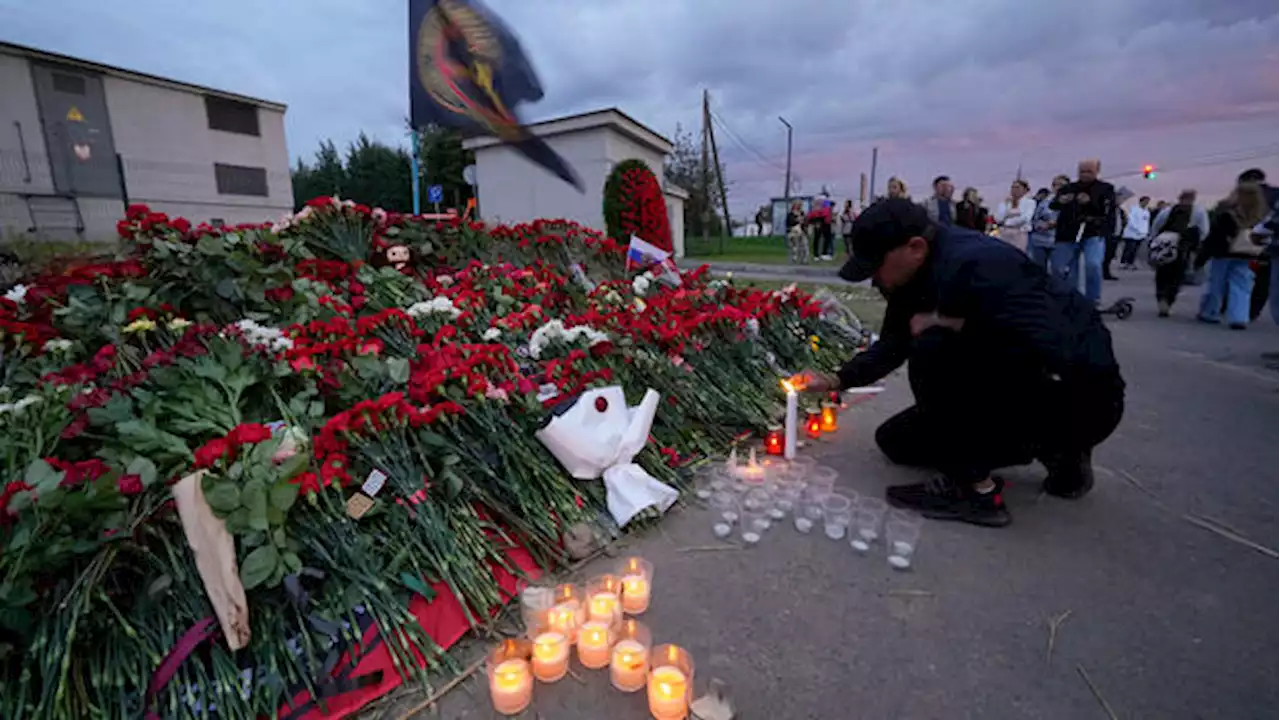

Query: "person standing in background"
left=955, top=187, right=987, bottom=231
left=808, top=195, right=835, bottom=260
left=839, top=199, right=857, bottom=257
left=785, top=199, right=810, bottom=265
left=1148, top=189, right=1209, bottom=317
left=887, top=177, right=910, bottom=200
left=994, top=179, right=1037, bottom=253
left=1119, top=196, right=1152, bottom=270
left=1029, top=175, right=1069, bottom=269
left=922, top=176, right=956, bottom=226
left=1051, top=159, right=1117, bottom=305
left=1197, top=181, right=1271, bottom=329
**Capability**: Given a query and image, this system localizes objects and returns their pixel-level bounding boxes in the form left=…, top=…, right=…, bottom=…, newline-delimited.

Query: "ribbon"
left=144, top=616, right=219, bottom=720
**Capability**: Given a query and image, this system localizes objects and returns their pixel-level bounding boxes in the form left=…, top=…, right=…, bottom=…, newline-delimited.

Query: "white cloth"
left=535, top=386, right=677, bottom=527
left=1123, top=206, right=1150, bottom=240
left=994, top=197, right=1037, bottom=231
left=1150, top=204, right=1211, bottom=241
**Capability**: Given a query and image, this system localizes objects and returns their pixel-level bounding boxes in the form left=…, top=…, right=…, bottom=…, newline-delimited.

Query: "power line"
left=707, top=109, right=787, bottom=173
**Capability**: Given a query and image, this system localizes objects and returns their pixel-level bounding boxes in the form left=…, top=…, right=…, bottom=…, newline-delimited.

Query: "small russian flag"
left=626, top=235, right=682, bottom=287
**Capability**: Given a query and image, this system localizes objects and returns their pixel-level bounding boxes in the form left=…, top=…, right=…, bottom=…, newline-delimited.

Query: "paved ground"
left=389, top=270, right=1278, bottom=720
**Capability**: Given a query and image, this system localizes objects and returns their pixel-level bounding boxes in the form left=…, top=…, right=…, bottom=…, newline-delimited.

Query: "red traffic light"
left=1142, top=164, right=1157, bottom=179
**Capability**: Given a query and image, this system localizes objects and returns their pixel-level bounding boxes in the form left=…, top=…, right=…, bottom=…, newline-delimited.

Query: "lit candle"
left=611, top=639, right=649, bottom=692
left=619, top=556, right=653, bottom=615
left=531, top=631, right=569, bottom=682
left=781, top=381, right=798, bottom=459
left=820, top=401, right=838, bottom=433
left=647, top=665, right=689, bottom=719
left=805, top=408, right=822, bottom=439
left=489, top=658, right=533, bottom=716
left=547, top=602, right=581, bottom=642
left=764, top=424, right=784, bottom=456
left=589, top=591, right=620, bottom=623
left=577, top=620, right=612, bottom=669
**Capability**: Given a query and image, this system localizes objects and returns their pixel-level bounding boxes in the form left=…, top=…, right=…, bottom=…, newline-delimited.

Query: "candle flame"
left=781, top=379, right=796, bottom=393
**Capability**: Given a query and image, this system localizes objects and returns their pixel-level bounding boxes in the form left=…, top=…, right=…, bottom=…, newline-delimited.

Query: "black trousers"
left=1103, top=236, right=1120, bottom=275
left=1120, top=238, right=1142, bottom=266
left=874, top=329, right=1124, bottom=485
left=1154, top=241, right=1194, bottom=305
left=811, top=223, right=834, bottom=257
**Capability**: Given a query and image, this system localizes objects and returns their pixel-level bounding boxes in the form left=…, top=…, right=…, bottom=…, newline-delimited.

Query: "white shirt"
left=1123, top=206, right=1150, bottom=240
left=994, top=197, right=1037, bottom=231
left=1150, top=204, right=1211, bottom=241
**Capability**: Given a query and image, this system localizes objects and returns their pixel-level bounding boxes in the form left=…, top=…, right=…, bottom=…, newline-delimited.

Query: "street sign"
left=462, top=164, right=477, bottom=186
left=427, top=184, right=443, bottom=203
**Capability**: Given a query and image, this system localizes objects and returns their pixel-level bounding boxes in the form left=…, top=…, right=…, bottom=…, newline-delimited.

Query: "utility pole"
left=705, top=90, right=732, bottom=249
left=868, top=146, right=879, bottom=203
left=779, top=116, right=793, bottom=202
left=700, top=90, right=711, bottom=245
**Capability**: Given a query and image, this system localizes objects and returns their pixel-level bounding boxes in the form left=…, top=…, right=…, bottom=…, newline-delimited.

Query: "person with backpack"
left=1147, top=189, right=1210, bottom=317
left=1196, top=181, right=1272, bottom=329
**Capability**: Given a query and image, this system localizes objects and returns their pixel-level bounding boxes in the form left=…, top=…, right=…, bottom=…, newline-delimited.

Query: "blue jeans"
left=1271, top=256, right=1278, bottom=325
left=1197, top=258, right=1255, bottom=326
left=1028, top=244, right=1053, bottom=270
left=1050, top=236, right=1106, bottom=304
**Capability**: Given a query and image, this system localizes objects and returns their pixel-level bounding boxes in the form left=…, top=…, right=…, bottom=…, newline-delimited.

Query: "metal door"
left=29, top=63, right=122, bottom=197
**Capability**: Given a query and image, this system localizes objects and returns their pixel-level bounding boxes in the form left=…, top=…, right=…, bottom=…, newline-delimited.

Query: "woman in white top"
left=993, top=179, right=1037, bottom=253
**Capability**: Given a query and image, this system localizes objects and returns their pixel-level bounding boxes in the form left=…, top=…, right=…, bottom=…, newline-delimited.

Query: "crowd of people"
left=789, top=163, right=1279, bottom=329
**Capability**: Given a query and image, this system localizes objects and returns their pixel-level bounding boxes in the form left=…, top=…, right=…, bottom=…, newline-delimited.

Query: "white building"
left=463, top=108, right=687, bottom=257
left=0, top=41, right=293, bottom=241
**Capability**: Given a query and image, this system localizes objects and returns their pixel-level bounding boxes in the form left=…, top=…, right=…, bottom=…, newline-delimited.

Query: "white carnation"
left=42, top=338, right=73, bottom=353
left=528, top=319, right=608, bottom=359
left=4, top=284, right=27, bottom=304
left=406, top=296, right=461, bottom=319
left=235, top=319, right=293, bottom=352
left=482, top=327, right=502, bottom=341
left=632, top=275, right=651, bottom=297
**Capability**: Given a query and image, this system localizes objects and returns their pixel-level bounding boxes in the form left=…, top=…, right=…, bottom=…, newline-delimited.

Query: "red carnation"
left=117, top=474, right=144, bottom=496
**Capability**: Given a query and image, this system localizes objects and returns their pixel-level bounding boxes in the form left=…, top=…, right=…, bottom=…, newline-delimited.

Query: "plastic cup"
left=708, top=491, right=738, bottom=538
left=821, top=492, right=852, bottom=540
left=886, top=511, right=923, bottom=570
left=851, top=496, right=887, bottom=552
left=793, top=495, right=823, bottom=533
left=806, top=465, right=838, bottom=500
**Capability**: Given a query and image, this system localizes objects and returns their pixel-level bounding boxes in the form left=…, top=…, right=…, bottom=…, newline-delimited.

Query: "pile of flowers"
left=0, top=197, right=866, bottom=718
left=602, top=159, right=673, bottom=252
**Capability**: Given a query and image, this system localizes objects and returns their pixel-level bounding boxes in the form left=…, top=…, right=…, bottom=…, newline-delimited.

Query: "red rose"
left=193, top=437, right=232, bottom=469
left=171, top=217, right=191, bottom=234
left=117, top=473, right=144, bottom=495
left=228, top=423, right=272, bottom=446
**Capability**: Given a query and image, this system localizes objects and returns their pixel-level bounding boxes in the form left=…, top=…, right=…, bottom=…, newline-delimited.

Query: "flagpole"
left=410, top=128, right=421, bottom=215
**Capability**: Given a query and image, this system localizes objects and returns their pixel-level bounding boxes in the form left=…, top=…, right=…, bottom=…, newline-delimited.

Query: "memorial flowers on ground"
left=0, top=196, right=866, bottom=718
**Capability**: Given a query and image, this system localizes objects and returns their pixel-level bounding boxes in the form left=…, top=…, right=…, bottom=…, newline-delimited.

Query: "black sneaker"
left=885, top=475, right=1011, bottom=528
left=1042, top=449, right=1095, bottom=499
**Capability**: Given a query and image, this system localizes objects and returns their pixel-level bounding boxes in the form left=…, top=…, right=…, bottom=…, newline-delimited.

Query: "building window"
left=204, top=96, right=260, bottom=136
left=51, top=72, right=86, bottom=95
left=214, top=163, right=268, bottom=197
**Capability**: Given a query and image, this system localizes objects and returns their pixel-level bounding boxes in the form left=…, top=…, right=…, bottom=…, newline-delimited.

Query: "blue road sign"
left=427, top=184, right=444, bottom=203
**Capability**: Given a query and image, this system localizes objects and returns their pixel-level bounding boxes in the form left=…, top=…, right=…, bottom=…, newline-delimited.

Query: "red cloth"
left=279, top=546, right=542, bottom=719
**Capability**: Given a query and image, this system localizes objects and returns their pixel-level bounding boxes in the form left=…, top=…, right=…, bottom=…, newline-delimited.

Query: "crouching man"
left=793, top=199, right=1125, bottom=527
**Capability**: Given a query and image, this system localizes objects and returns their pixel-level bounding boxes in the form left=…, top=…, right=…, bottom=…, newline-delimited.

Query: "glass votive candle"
left=851, top=497, right=888, bottom=552
left=619, top=556, right=653, bottom=614
left=807, top=465, right=838, bottom=498
left=520, top=584, right=554, bottom=636
left=886, top=510, right=923, bottom=570
left=586, top=574, right=622, bottom=625
left=793, top=495, right=823, bottom=534
left=822, top=492, right=852, bottom=540
left=487, top=639, right=533, bottom=716
left=610, top=618, right=652, bottom=692
left=709, top=491, right=738, bottom=538
left=648, top=644, right=695, bottom=720
left=547, top=583, right=585, bottom=642
left=785, top=456, right=817, bottom=483
left=576, top=619, right=614, bottom=669
left=531, top=625, right=570, bottom=682
left=820, top=400, right=839, bottom=432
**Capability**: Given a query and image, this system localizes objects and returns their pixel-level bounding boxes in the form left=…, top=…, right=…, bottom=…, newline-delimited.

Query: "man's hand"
left=1076, top=192, right=1091, bottom=204
left=788, top=370, right=838, bottom=394
left=910, top=312, right=965, bottom=336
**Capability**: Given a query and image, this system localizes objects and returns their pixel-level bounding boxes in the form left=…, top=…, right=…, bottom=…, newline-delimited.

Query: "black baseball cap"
left=838, top=198, right=933, bottom=282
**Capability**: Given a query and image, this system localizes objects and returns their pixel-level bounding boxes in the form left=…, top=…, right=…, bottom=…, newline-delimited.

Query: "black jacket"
left=836, top=226, right=1121, bottom=390
left=955, top=201, right=986, bottom=231
left=1050, top=180, right=1117, bottom=242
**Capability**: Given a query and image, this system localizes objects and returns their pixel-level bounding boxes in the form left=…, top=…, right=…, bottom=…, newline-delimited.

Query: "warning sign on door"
left=66, top=106, right=85, bottom=122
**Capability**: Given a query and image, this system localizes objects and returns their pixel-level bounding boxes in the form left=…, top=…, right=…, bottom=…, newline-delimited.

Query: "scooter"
left=1098, top=296, right=1135, bottom=320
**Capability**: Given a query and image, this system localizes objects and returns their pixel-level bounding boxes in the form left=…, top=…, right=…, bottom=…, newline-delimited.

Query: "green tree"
left=415, top=124, right=475, bottom=210
left=291, top=140, right=348, bottom=211
left=344, top=133, right=412, bottom=212
left=662, top=124, right=728, bottom=237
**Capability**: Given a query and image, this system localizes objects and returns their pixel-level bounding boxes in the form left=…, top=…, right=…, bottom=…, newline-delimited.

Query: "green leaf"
left=126, top=457, right=158, bottom=488
left=351, top=356, right=383, bottom=380
left=147, top=574, right=172, bottom=597
left=269, top=481, right=298, bottom=513
left=386, top=358, right=410, bottom=384
left=225, top=508, right=251, bottom=533
left=442, top=454, right=460, bottom=467
left=399, top=572, right=435, bottom=601
left=205, top=482, right=241, bottom=514
left=240, top=545, right=279, bottom=590
left=272, top=528, right=287, bottom=547
left=308, top=401, right=326, bottom=418
left=282, top=551, right=303, bottom=573
left=243, top=478, right=269, bottom=531
left=442, top=470, right=463, bottom=500
left=23, top=460, right=62, bottom=498
left=214, top=278, right=240, bottom=300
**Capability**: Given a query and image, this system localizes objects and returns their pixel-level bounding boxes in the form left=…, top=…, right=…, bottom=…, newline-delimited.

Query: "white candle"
left=489, top=659, right=533, bottom=715
left=531, top=631, right=569, bottom=682
left=588, top=591, right=620, bottom=624
left=621, top=574, right=650, bottom=614
left=783, top=384, right=798, bottom=460
left=577, top=621, right=612, bottom=669
left=610, top=639, right=649, bottom=692
left=648, top=665, right=690, bottom=719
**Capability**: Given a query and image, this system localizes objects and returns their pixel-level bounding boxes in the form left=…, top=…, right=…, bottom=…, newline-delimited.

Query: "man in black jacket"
left=1050, top=159, right=1118, bottom=305
left=793, top=199, right=1125, bottom=527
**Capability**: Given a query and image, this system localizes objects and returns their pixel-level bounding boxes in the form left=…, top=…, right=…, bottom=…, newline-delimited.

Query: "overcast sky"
left=3, top=0, right=1276, bottom=212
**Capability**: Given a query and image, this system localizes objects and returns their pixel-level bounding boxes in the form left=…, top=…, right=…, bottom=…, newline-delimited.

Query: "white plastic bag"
left=535, top=386, right=678, bottom=526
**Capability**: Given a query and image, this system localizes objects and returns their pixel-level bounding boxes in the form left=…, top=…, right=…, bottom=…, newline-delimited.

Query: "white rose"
left=482, top=327, right=502, bottom=341
left=4, top=284, right=27, bottom=304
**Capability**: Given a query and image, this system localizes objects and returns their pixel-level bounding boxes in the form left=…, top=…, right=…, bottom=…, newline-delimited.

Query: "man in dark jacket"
left=793, top=199, right=1125, bottom=527
left=1050, top=159, right=1117, bottom=305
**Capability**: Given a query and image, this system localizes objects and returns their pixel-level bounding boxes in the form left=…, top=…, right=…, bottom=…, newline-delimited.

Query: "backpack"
left=1147, top=232, right=1181, bottom=267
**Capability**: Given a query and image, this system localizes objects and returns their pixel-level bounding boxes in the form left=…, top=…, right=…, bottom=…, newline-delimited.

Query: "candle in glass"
left=647, top=644, right=694, bottom=720
left=587, top=575, right=622, bottom=624
left=577, top=620, right=613, bottom=669
left=805, top=408, right=823, bottom=439
left=610, top=618, right=651, bottom=692
left=488, top=640, right=533, bottom=716
left=531, top=629, right=569, bottom=682
left=619, top=557, right=653, bottom=614
left=820, top=401, right=838, bottom=432
left=764, top=424, right=784, bottom=456
left=781, top=379, right=798, bottom=459
left=547, top=583, right=585, bottom=642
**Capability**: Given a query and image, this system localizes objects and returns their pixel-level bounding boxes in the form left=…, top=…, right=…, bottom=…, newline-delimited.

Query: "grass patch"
left=738, top=277, right=886, bottom=329
left=684, top=235, right=846, bottom=267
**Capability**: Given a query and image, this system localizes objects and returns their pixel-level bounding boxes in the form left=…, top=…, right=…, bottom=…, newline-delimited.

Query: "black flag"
left=409, top=0, right=583, bottom=191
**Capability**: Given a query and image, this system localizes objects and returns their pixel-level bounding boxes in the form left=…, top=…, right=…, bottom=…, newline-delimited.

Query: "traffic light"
left=1142, top=164, right=1157, bottom=179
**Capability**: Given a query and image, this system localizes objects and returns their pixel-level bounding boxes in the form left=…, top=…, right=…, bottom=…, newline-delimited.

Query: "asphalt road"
left=417, top=270, right=1278, bottom=720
